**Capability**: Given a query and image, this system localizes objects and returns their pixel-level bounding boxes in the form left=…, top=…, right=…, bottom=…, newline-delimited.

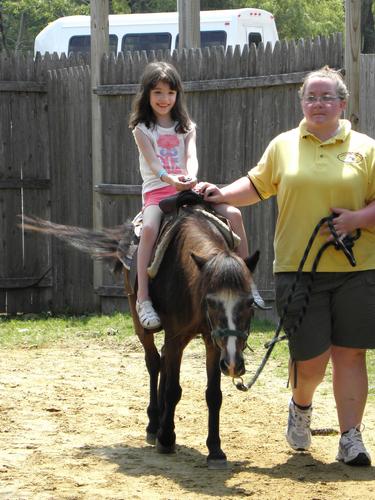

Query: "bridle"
left=211, top=327, right=249, bottom=344
left=234, top=213, right=361, bottom=392
left=206, top=302, right=252, bottom=350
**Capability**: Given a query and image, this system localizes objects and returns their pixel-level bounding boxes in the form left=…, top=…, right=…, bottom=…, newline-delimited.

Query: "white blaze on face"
left=216, top=290, right=238, bottom=371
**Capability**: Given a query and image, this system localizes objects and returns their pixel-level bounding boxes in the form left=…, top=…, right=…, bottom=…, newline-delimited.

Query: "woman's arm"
left=199, top=176, right=261, bottom=207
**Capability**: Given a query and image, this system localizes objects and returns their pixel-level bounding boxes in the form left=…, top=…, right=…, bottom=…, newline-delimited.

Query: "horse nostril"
left=220, top=358, right=229, bottom=374
left=237, top=359, right=245, bottom=376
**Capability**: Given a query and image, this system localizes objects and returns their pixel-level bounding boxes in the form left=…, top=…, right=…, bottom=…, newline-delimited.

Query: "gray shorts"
left=275, top=270, right=375, bottom=361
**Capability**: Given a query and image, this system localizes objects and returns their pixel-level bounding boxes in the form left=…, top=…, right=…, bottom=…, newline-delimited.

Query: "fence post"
left=178, top=0, right=200, bottom=49
left=345, top=0, right=361, bottom=130
left=91, top=0, right=109, bottom=302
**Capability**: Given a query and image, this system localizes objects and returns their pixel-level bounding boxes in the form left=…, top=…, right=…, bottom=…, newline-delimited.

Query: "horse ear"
left=244, top=250, right=260, bottom=273
left=191, top=252, right=208, bottom=270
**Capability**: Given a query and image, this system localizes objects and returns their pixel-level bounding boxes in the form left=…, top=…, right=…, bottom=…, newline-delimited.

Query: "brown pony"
left=22, top=207, right=260, bottom=469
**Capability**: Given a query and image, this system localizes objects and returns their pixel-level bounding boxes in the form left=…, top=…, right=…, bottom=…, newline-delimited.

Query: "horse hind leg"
left=124, top=269, right=160, bottom=445
left=130, top=324, right=160, bottom=445
left=155, top=341, right=184, bottom=454
left=143, top=335, right=161, bottom=445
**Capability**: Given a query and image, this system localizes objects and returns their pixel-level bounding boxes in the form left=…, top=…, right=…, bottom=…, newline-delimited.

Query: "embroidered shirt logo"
left=337, top=152, right=363, bottom=163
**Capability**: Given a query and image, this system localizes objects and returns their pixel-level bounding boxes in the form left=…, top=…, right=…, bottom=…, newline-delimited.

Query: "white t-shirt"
left=134, top=121, right=195, bottom=197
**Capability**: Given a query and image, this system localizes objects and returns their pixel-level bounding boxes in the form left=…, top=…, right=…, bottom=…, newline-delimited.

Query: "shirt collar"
left=299, top=118, right=352, bottom=143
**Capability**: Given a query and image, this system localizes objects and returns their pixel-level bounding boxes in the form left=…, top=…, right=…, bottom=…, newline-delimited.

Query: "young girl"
left=130, top=61, right=264, bottom=329
left=129, top=61, right=198, bottom=329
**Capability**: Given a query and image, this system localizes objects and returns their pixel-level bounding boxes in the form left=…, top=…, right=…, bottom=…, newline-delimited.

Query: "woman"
left=198, top=66, right=375, bottom=466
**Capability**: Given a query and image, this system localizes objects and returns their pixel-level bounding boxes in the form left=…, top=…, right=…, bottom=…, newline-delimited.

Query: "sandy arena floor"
left=1, top=335, right=375, bottom=499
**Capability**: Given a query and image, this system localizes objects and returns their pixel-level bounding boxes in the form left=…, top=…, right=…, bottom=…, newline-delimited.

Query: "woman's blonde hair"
left=298, top=66, right=349, bottom=100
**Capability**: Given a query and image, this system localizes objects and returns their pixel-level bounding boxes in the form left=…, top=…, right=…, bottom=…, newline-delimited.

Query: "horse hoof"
left=156, top=438, right=176, bottom=454
left=207, top=458, right=228, bottom=470
left=146, top=432, right=157, bottom=445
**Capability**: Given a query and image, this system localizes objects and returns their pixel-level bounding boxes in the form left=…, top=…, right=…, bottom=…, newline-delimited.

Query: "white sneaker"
left=136, top=299, right=161, bottom=329
left=336, top=427, right=371, bottom=466
left=286, top=399, right=312, bottom=451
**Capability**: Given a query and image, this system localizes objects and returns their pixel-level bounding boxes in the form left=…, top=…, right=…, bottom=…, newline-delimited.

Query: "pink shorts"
left=143, top=185, right=178, bottom=208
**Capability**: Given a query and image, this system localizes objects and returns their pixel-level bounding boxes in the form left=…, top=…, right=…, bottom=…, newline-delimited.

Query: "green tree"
left=362, top=0, right=375, bottom=52
left=200, top=0, right=244, bottom=9
left=0, top=0, right=90, bottom=51
left=248, top=0, right=345, bottom=40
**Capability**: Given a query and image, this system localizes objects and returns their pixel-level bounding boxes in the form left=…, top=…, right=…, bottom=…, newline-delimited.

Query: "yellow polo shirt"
left=248, top=119, right=375, bottom=272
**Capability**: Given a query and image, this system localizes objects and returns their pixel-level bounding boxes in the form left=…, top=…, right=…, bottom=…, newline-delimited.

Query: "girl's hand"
left=169, top=174, right=197, bottom=191
left=195, top=182, right=223, bottom=204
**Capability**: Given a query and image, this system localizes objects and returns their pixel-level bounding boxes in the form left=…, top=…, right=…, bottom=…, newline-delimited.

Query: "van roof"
left=53, top=8, right=274, bottom=29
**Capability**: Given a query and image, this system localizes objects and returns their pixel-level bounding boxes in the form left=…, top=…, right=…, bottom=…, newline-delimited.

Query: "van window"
left=68, top=35, right=118, bottom=55
left=201, top=30, right=227, bottom=48
left=175, top=30, right=227, bottom=49
left=248, top=32, right=262, bottom=46
left=122, top=33, right=171, bottom=52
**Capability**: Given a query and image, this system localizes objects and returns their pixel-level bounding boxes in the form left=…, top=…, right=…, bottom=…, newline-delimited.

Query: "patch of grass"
left=0, top=314, right=276, bottom=348
left=0, top=312, right=134, bottom=348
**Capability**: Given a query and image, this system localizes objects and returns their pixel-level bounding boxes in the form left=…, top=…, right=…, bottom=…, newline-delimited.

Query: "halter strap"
left=212, top=328, right=248, bottom=341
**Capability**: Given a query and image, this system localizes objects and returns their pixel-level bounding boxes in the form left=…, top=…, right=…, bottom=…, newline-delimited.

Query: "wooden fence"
left=3, top=34, right=373, bottom=317
left=360, top=54, right=375, bottom=139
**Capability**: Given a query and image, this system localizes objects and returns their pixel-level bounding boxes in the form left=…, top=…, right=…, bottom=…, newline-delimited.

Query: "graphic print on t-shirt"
left=157, top=134, right=183, bottom=174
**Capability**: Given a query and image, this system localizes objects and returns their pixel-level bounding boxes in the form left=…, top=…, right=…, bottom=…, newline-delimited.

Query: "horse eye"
left=206, top=297, right=218, bottom=310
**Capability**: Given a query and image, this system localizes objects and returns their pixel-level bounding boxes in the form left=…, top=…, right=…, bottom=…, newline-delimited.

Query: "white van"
left=34, top=8, right=279, bottom=56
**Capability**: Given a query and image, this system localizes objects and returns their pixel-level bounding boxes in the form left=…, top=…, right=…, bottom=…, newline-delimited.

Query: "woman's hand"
left=330, top=207, right=360, bottom=235
left=195, top=182, right=224, bottom=204
left=321, top=207, right=360, bottom=241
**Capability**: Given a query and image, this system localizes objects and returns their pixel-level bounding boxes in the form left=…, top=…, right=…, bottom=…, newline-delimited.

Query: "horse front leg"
left=156, top=340, right=184, bottom=454
left=204, top=336, right=227, bottom=469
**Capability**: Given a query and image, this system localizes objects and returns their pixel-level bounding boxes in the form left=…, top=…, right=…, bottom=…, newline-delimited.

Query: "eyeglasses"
left=302, top=95, right=341, bottom=104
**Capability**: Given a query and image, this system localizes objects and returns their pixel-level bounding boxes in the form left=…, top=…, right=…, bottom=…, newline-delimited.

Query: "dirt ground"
left=1, top=335, right=375, bottom=500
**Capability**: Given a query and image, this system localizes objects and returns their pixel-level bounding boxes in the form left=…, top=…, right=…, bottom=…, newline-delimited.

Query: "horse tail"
left=19, top=215, right=133, bottom=272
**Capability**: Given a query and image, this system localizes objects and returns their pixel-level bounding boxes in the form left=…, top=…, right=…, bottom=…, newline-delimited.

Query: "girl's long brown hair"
left=129, top=61, right=192, bottom=134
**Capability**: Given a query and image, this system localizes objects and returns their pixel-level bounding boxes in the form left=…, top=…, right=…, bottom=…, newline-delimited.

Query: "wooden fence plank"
left=360, top=54, right=375, bottom=139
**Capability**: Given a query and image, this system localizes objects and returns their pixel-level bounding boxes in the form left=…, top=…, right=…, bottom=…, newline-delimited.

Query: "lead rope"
left=235, top=213, right=361, bottom=392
